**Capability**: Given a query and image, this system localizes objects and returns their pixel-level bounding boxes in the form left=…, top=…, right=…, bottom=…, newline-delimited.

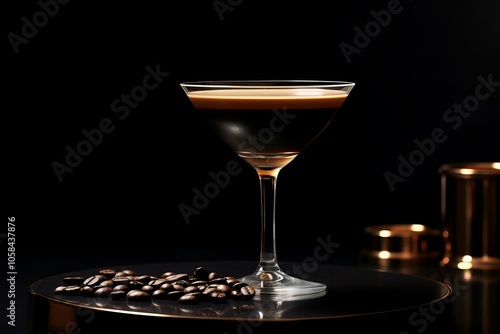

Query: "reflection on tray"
left=53, top=294, right=301, bottom=320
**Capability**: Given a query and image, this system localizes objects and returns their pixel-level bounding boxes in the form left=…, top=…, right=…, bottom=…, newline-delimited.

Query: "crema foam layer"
left=187, top=88, right=348, bottom=110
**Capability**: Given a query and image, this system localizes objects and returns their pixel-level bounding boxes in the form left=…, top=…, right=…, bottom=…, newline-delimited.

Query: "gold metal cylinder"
left=439, top=162, right=500, bottom=270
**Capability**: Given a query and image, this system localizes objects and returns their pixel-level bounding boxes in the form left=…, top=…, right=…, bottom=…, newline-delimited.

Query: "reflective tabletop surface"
left=15, top=248, right=500, bottom=334
left=28, top=260, right=452, bottom=333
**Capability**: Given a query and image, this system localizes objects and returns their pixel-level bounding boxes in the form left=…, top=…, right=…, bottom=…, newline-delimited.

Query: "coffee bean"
left=151, top=289, right=169, bottom=300
left=160, top=283, right=174, bottom=292
left=113, top=284, right=130, bottom=292
left=54, top=285, right=80, bottom=296
left=167, top=290, right=184, bottom=301
left=224, top=277, right=239, bottom=285
left=128, top=281, right=144, bottom=290
left=186, top=292, right=203, bottom=299
left=126, top=290, right=151, bottom=302
left=141, top=285, right=155, bottom=294
left=164, top=273, right=189, bottom=283
left=63, top=276, right=85, bottom=285
left=216, top=284, right=232, bottom=294
left=174, top=280, right=191, bottom=288
left=64, top=285, right=82, bottom=295
left=197, top=284, right=208, bottom=292
left=99, top=269, right=117, bottom=279
left=184, top=286, right=199, bottom=294
left=161, top=271, right=176, bottom=278
left=95, top=287, right=112, bottom=298
left=116, top=270, right=137, bottom=277
left=80, top=286, right=95, bottom=297
left=240, top=285, right=256, bottom=300
left=172, top=284, right=186, bottom=292
left=209, top=277, right=228, bottom=285
left=54, top=286, right=66, bottom=294
left=194, top=267, right=209, bottom=280
left=98, top=280, right=114, bottom=288
left=111, top=290, right=127, bottom=301
left=208, top=272, right=219, bottom=280
left=148, top=278, right=168, bottom=288
left=191, top=280, right=209, bottom=286
left=231, top=290, right=242, bottom=300
left=136, top=275, right=153, bottom=284
left=84, top=275, right=106, bottom=286
left=202, top=287, right=217, bottom=295
left=179, top=294, right=199, bottom=305
left=231, top=282, right=248, bottom=292
left=211, top=291, right=227, bottom=303
left=112, top=276, right=131, bottom=285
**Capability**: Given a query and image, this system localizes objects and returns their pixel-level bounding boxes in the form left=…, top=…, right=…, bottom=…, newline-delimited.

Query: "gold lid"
left=439, top=162, right=500, bottom=177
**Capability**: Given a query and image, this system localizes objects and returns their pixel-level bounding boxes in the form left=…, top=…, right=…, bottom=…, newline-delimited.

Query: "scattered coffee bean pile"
left=54, top=266, right=256, bottom=305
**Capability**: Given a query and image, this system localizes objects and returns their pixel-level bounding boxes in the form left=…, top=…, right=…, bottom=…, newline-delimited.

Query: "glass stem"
left=258, top=173, right=281, bottom=273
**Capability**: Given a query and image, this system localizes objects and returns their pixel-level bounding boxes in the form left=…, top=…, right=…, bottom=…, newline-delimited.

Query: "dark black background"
left=5, top=0, right=500, bottom=262
left=3, top=1, right=500, bottom=333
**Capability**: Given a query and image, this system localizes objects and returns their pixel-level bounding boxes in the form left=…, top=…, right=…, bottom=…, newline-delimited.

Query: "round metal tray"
left=28, top=261, right=452, bottom=333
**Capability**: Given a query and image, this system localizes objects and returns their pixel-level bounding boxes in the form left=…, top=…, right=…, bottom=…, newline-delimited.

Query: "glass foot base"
left=239, top=267, right=327, bottom=301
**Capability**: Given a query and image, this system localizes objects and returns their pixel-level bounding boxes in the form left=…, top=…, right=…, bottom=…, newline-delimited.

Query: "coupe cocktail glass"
left=180, top=80, right=355, bottom=300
